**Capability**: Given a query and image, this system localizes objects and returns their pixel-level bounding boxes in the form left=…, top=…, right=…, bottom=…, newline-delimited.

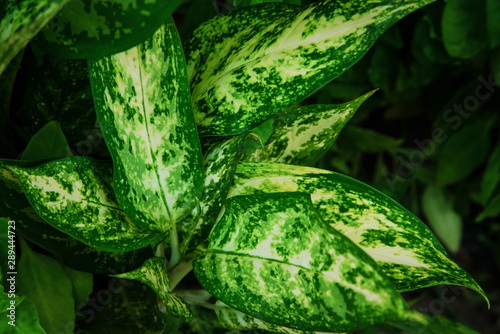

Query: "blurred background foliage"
left=1, top=0, right=499, bottom=332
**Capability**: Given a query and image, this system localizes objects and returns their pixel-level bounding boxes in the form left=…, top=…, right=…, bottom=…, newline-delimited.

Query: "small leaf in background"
left=19, top=121, right=72, bottom=161
left=0, top=297, right=46, bottom=334
left=390, top=311, right=479, bottom=334
left=422, top=185, right=462, bottom=253
left=442, top=0, right=488, bottom=59
left=2, top=157, right=164, bottom=252
left=476, top=191, right=500, bottom=222
left=89, top=20, right=204, bottom=232
left=34, top=0, right=182, bottom=59
left=181, top=0, right=218, bottom=39
left=487, top=0, right=500, bottom=48
left=242, top=91, right=375, bottom=166
left=368, top=45, right=400, bottom=92
left=437, top=122, right=491, bottom=186
left=479, top=141, right=500, bottom=204
left=230, top=162, right=488, bottom=303
left=0, top=0, right=68, bottom=76
left=113, top=257, right=192, bottom=321
left=337, top=125, right=403, bottom=153
left=17, top=238, right=75, bottom=334
left=195, top=192, right=409, bottom=332
left=77, top=279, right=181, bottom=334
left=64, top=267, right=93, bottom=307
left=186, top=0, right=436, bottom=135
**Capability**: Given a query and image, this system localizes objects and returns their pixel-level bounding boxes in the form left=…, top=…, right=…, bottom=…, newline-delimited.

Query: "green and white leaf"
left=0, top=0, right=68, bottom=76
left=35, top=0, right=182, bottom=59
left=113, top=257, right=192, bottom=321
left=242, top=91, right=374, bottom=165
left=185, top=0, right=435, bottom=135
left=89, top=20, right=204, bottom=233
left=180, top=135, right=245, bottom=255
left=194, top=192, right=409, bottom=332
left=229, top=162, right=488, bottom=304
left=216, top=301, right=340, bottom=333
left=1, top=157, right=163, bottom=252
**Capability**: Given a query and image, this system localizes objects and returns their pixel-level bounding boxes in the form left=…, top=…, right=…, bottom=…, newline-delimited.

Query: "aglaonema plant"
left=0, top=0, right=490, bottom=333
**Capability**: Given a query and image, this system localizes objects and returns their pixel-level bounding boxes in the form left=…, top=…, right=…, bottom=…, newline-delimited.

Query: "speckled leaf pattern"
left=185, top=0, right=435, bottom=135
left=113, top=257, right=192, bottom=321
left=242, top=91, right=375, bottom=165
left=180, top=135, right=245, bottom=255
left=0, top=0, right=69, bottom=76
left=194, top=192, right=409, bottom=332
left=35, top=0, right=182, bottom=58
left=216, top=301, right=340, bottom=333
left=89, top=20, right=204, bottom=233
left=229, top=162, right=488, bottom=305
left=1, top=157, right=163, bottom=252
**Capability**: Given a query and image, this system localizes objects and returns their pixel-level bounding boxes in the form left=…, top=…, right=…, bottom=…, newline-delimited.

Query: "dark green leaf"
left=89, top=20, right=204, bottom=233
left=479, top=140, right=500, bottom=204
left=185, top=0, right=436, bottom=135
left=20, top=121, right=72, bottom=161
left=487, top=0, right=500, bottom=48
left=234, top=0, right=301, bottom=9
left=476, top=191, right=500, bottom=222
left=64, top=267, right=93, bottom=307
left=34, top=0, right=182, bottom=58
left=437, top=122, right=491, bottom=186
left=442, top=0, right=488, bottom=59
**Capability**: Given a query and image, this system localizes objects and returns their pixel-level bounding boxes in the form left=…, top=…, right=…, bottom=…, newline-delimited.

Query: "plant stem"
left=168, top=260, right=193, bottom=290
left=167, top=225, right=180, bottom=270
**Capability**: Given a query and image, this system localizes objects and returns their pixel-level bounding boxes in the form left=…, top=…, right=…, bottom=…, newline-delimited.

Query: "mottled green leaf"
left=235, top=0, right=301, bottom=9
left=185, top=0, right=435, bottom=135
left=229, top=162, right=488, bottom=304
left=17, top=238, right=75, bottom=334
left=20, top=121, right=72, bottom=161
left=194, top=192, right=409, bottom=332
left=89, top=20, right=204, bottom=233
left=242, top=91, right=374, bottom=165
left=479, top=141, right=500, bottom=204
left=113, top=257, right=192, bottom=321
left=1, top=157, right=164, bottom=252
left=35, top=0, right=182, bottom=59
left=76, top=279, right=181, bottom=334
left=0, top=0, right=68, bottom=76
left=180, top=135, right=245, bottom=255
left=216, top=301, right=338, bottom=333
left=23, top=57, right=96, bottom=147
left=437, top=122, right=491, bottom=186
left=0, top=164, right=154, bottom=274
left=442, top=0, right=488, bottom=59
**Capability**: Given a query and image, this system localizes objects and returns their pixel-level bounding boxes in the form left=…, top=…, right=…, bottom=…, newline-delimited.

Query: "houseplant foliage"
left=0, top=0, right=490, bottom=333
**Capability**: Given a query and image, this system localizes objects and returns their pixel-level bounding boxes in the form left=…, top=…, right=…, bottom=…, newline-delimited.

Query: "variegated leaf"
left=0, top=0, right=68, bottom=76
left=235, top=0, right=301, bottom=9
left=113, top=257, right=192, bottom=321
left=0, top=165, right=153, bottom=274
left=229, top=162, right=489, bottom=305
left=194, top=192, right=409, bottom=332
left=89, top=20, right=204, bottom=233
left=242, top=91, right=375, bottom=165
left=185, top=0, right=435, bottom=135
left=34, top=0, right=182, bottom=59
left=180, top=135, right=245, bottom=255
left=216, top=301, right=340, bottom=334
left=1, top=157, right=163, bottom=252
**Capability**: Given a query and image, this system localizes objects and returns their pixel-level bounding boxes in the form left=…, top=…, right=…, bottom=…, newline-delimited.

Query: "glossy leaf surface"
left=185, top=0, right=435, bottom=135
left=1, top=157, right=163, bottom=252
left=35, top=0, right=182, bottom=58
left=194, top=192, right=408, bottom=332
left=89, top=20, right=204, bottom=233
left=229, top=162, right=488, bottom=304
